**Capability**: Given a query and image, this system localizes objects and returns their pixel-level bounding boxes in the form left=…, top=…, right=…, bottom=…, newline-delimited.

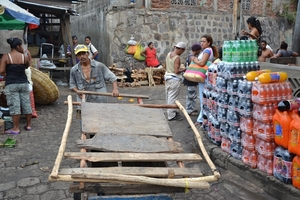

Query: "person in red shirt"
left=141, top=42, right=161, bottom=68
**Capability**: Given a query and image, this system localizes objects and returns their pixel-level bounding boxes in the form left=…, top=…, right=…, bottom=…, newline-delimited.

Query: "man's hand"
left=76, top=91, right=83, bottom=99
left=112, top=88, right=119, bottom=97
left=73, top=88, right=83, bottom=99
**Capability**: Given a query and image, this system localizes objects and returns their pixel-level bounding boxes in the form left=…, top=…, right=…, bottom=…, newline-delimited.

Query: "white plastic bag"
left=127, top=36, right=137, bottom=46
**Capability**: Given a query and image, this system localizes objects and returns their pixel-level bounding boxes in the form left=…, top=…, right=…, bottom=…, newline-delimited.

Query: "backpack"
left=90, top=44, right=99, bottom=60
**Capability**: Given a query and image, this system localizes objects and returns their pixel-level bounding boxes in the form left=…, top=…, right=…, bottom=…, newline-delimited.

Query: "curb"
left=199, top=129, right=300, bottom=200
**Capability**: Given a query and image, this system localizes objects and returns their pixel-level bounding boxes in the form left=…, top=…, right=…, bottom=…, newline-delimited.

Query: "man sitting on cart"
left=69, top=44, right=119, bottom=115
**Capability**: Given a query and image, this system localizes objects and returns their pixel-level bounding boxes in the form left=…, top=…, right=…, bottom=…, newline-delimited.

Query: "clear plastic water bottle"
left=220, top=122, right=230, bottom=138
left=223, top=41, right=228, bottom=62
left=240, top=40, right=246, bottom=62
left=250, top=40, right=258, bottom=61
left=230, top=142, right=243, bottom=160
left=231, top=40, right=238, bottom=62
left=228, top=41, right=233, bottom=62
left=245, top=40, right=251, bottom=62
left=230, top=62, right=238, bottom=78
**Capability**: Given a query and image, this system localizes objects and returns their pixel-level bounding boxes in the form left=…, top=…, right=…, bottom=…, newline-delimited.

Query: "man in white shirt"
left=85, top=36, right=99, bottom=60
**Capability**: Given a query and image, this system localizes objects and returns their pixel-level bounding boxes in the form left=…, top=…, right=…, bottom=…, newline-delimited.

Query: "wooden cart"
left=49, top=91, right=220, bottom=200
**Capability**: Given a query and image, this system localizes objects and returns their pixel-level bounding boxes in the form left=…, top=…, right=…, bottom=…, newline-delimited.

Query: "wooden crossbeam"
left=64, top=152, right=202, bottom=162
left=59, top=167, right=203, bottom=177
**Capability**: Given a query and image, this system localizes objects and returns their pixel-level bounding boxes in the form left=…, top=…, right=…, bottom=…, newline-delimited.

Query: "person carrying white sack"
left=24, top=51, right=38, bottom=118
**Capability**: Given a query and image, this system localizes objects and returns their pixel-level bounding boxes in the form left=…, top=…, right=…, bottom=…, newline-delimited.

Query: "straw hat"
left=31, top=67, right=59, bottom=104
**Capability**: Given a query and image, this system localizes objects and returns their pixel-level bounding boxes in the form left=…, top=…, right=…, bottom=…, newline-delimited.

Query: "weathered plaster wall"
left=0, top=30, right=24, bottom=54
left=71, top=0, right=296, bottom=68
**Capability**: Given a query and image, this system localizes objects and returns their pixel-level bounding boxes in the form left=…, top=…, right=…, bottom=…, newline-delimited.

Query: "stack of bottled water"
left=223, top=40, right=258, bottom=62
left=203, top=39, right=261, bottom=160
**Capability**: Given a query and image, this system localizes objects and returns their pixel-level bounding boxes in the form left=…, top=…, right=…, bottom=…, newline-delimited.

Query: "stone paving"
left=0, top=81, right=298, bottom=200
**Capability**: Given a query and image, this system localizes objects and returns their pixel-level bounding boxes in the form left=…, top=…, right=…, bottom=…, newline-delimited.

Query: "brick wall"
left=152, top=0, right=169, bottom=9
left=150, top=0, right=297, bottom=17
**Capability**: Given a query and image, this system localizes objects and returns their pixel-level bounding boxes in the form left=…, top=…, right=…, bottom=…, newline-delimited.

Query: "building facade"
left=71, top=0, right=297, bottom=67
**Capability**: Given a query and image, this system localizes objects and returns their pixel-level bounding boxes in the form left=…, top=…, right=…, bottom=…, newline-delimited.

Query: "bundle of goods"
left=204, top=39, right=261, bottom=161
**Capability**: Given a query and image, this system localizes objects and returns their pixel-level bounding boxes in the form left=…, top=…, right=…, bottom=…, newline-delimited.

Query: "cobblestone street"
left=0, top=83, right=296, bottom=200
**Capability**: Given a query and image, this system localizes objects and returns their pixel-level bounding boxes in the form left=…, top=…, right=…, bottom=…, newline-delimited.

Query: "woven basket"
left=31, top=67, right=60, bottom=104
left=27, top=46, right=40, bottom=57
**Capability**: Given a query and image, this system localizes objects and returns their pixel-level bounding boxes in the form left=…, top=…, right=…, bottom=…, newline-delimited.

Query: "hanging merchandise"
left=133, top=43, right=146, bottom=61
left=127, top=36, right=137, bottom=46
left=125, top=44, right=137, bottom=55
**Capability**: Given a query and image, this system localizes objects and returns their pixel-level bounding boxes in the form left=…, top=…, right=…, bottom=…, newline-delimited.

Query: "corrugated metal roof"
left=20, top=0, right=86, bottom=7
left=15, top=0, right=85, bottom=16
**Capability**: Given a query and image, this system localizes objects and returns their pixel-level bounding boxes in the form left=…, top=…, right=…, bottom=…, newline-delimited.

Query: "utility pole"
left=233, top=0, right=239, bottom=39
left=292, top=0, right=300, bottom=54
left=232, top=0, right=242, bottom=40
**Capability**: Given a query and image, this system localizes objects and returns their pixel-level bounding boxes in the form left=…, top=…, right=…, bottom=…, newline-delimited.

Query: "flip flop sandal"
left=24, top=126, right=32, bottom=131
left=5, top=129, right=20, bottom=134
left=189, top=111, right=199, bottom=116
left=194, top=122, right=203, bottom=126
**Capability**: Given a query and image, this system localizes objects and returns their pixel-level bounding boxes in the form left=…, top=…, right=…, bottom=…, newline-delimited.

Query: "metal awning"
left=15, top=0, right=86, bottom=16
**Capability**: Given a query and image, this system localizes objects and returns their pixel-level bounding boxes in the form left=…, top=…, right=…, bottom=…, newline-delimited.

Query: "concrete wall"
left=0, top=30, right=25, bottom=54
left=70, top=0, right=296, bottom=68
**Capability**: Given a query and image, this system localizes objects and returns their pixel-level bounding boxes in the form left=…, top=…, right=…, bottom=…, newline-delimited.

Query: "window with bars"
left=171, top=0, right=197, bottom=6
left=229, top=0, right=251, bottom=11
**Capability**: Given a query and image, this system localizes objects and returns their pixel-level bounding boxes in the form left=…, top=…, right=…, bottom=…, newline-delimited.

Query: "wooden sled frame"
left=48, top=91, right=221, bottom=198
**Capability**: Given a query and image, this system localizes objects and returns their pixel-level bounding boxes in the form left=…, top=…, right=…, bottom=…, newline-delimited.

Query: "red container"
left=253, top=120, right=274, bottom=142
left=257, top=154, right=273, bottom=175
left=240, top=117, right=253, bottom=134
left=242, top=148, right=257, bottom=168
left=241, top=133, right=256, bottom=151
left=292, top=156, right=300, bottom=189
left=289, top=111, right=300, bottom=156
left=255, top=138, right=277, bottom=159
left=221, top=137, right=231, bottom=154
left=273, top=109, right=293, bottom=149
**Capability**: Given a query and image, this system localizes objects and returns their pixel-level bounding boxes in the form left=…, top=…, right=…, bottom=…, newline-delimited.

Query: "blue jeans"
left=186, top=85, right=197, bottom=114
left=196, top=82, right=205, bottom=123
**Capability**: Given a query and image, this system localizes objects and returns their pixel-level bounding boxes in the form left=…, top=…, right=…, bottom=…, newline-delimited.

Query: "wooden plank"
left=64, top=152, right=202, bottom=162
left=88, top=194, right=173, bottom=200
left=175, top=100, right=221, bottom=180
left=76, top=133, right=183, bottom=153
left=69, top=182, right=185, bottom=194
left=49, top=95, right=73, bottom=179
left=71, top=173, right=210, bottom=189
left=49, top=174, right=217, bottom=183
left=81, top=103, right=173, bottom=137
left=55, top=67, right=72, bottom=71
left=77, top=91, right=149, bottom=99
left=59, top=167, right=203, bottom=177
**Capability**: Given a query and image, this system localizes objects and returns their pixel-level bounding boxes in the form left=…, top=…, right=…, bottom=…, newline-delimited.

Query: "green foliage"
left=279, top=3, right=296, bottom=24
